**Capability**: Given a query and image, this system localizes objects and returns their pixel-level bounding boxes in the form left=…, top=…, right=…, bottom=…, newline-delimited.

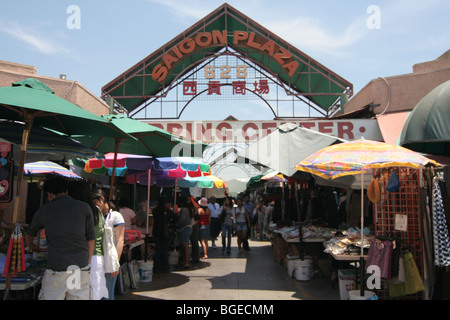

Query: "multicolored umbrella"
left=84, top=153, right=153, bottom=176
left=24, top=161, right=82, bottom=181
left=296, top=138, right=438, bottom=179
left=75, top=114, right=208, bottom=198
left=295, top=138, right=438, bottom=297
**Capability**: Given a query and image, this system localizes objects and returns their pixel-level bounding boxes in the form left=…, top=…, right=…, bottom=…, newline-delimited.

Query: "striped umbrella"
left=24, top=161, right=82, bottom=181
left=296, top=138, right=438, bottom=297
left=296, top=138, right=438, bottom=179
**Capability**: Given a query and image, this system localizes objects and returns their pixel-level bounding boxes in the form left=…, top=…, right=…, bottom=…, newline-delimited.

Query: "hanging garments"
left=389, top=251, right=425, bottom=298
left=432, top=177, right=450, bottom=267
left=366, top=238, right=394, bottom=279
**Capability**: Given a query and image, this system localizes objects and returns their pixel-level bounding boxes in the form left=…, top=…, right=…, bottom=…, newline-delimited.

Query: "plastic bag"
left=386, top=170, right=400, bottom=192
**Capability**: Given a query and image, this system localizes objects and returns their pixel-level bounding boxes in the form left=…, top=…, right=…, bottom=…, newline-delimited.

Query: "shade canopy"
left=399, top=80, right=450, bottom=156
left=75, top=113, right=207, bottom=158
left=24, top=161, right=82, bottom=181
left=237, top=122, right=346, bottom=177
left=296, top=138, right=438, bottom=179
left=0, top=120, right=97, bottom=162
left=0, top=79, right=130, bottom=138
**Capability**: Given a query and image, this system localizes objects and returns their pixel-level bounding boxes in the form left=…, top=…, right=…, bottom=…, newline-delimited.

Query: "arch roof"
left=102, top=3, right=353, bottom=116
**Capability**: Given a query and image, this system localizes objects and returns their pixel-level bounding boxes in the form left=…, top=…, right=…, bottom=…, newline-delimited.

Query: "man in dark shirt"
left=26, top=174, right=95, bottom=300
left=152, top=197, right=176, bottom=273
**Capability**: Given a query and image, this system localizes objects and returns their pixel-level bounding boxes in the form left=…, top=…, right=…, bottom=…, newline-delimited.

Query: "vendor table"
left=0, top=269, right=43, bottom=300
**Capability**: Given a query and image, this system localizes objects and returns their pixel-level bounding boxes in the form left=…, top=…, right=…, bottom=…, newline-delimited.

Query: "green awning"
left=399, top=80, right=450, bottom=156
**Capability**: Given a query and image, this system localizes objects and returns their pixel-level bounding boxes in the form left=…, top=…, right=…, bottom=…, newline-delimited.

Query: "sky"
left=1, top=0, right=449, bottom=121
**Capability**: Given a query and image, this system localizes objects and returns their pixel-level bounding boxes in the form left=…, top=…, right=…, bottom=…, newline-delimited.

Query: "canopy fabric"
left=23, top=161, right=82, bottom=181
left=296, top=138, right=439, bottom=180
left=0, top=121, right=97, bottom=162
left=75, top=114, right=207, bottom=158
left=399, top=80, right=450, bottom=156
left=0, top=79, right=130, bottom=138
left=237, top=123, right=346, bottom=177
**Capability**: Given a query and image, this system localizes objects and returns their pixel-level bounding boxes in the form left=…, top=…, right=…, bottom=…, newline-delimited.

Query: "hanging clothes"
left=366, top=238, right=394, bottom=279
left=432, top=177, right=450, bottom=267
left=389, top=251, right=425, bottom=298
left=420, top=187, right=436, bottom=287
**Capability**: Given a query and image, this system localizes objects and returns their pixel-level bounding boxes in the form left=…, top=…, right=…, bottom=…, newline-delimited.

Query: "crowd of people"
left=151, top=193, right=274, bottom=274
left=23, top=173, right=274, bottom=300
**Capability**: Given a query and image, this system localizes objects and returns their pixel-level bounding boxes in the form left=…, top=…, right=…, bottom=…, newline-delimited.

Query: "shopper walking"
left=176, top=197, right=193, bottom=268
left=197, top=197, right=211, bottom=259
left=68, top=180, right=108, bottom=300
left=242, top=195, right=254, bottom=250
left=233, top=198, right=250, bottom=254
left=91, top=189, right=125, bottom=300
left=208, top=196, right=221, bottom=249
left=26, top=174, right=95, bottom=300
left=220, top=197, right=234, bottom=254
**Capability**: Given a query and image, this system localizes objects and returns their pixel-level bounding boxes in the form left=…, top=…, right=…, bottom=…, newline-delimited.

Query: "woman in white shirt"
left=91, top=189, right=125, bottom=300
left=233, top=198, right=250, bottom=253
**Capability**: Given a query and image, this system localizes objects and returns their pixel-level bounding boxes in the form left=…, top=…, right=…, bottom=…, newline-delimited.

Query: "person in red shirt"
left=197, top=197, right=211, bottom=259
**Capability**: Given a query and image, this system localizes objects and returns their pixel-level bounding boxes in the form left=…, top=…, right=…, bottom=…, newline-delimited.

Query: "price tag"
left=395, top=214, right=408, bottom=231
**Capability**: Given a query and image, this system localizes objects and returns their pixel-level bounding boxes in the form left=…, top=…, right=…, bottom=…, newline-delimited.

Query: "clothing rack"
left=372, top=167, right=425, bottom=300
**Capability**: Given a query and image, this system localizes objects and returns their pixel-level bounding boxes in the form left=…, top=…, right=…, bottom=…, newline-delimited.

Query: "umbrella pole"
left=4, top=114, right=33, bottom=300
left=360, top=171, right=365, bottom=297
left=145, top=168, right=151, bottom=262
left=109, top=138, right=120, bottom=200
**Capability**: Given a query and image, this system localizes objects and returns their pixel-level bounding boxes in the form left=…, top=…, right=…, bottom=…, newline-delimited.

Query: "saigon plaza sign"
left=152, top=30, right=300, bottom=83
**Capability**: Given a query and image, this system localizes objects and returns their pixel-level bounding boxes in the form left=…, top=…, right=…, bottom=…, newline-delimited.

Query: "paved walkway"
left=118, top=239, right=340, bottom=300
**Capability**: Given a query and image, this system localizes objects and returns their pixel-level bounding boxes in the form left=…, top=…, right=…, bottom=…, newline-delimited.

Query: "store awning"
left=399, top=80, right=450, bottom=156
left=376, top=111, right=410, bottom=146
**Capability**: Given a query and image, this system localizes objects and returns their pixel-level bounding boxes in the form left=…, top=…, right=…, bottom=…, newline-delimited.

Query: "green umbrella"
left=0, top=78, right=131, bottom=198
left=75, top=114, right=208, bottom=198
left=0, top=78, right=131, bottom=297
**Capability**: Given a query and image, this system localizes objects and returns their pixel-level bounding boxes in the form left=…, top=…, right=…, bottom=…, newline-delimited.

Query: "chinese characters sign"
left=182, top=65, right=271, bottom=96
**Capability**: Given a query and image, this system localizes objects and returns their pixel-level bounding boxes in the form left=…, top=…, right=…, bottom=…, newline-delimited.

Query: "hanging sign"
left=0, top=143, right=14, bottom=203
left=147, top=119, right=383, bottom=143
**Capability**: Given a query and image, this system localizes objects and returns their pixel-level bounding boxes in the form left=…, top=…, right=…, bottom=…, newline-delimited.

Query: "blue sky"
left=0, top=0, right=449, bottom=121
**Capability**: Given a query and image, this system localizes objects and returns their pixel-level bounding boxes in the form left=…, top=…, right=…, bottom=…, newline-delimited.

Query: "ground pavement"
left=117, top=238, right=340, bottom=301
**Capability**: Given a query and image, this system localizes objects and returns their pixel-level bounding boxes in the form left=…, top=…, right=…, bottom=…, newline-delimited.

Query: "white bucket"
left=348, top=290, right=377, bottom=300
left=138, top=260, right=153, bottom=282
left=294, top=258, right=312, bottom=281
left=286, top=254, right=300, bottom=277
